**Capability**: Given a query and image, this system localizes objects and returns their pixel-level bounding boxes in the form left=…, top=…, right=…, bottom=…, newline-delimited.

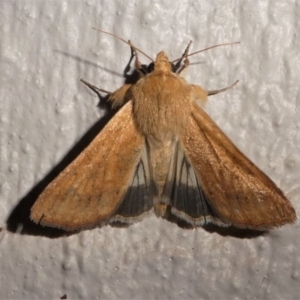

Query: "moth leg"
left=207, top=80, right=239, bottom=96
left=109, top=84, right=133, bottom=108
left=175, top=40, right=193, bottom=74
left=80, top=78, right=112, bottom=95
left=190, top=84, right=208, bottom=106
left=81, top=79, right=132, bottom=109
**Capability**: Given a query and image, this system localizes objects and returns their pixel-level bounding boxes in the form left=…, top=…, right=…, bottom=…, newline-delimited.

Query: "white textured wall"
left=1, top=1, right=300, bottom=299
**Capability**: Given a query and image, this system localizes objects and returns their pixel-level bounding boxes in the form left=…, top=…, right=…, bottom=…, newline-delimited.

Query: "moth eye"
left=147, top=62, right=155, bottom=73
left=170, top=63, right=176, bottom=73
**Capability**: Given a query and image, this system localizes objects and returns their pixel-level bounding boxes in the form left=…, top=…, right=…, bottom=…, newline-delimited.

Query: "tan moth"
left=30, top=30, right=296, bottom=231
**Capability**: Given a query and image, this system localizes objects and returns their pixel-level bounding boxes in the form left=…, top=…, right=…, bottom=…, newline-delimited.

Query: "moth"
left=30, top=30, right=296, bottom=231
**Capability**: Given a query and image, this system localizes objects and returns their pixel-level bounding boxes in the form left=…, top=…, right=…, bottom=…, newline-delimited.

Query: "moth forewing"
left=30, top=102, right=145, bottom=231
left=180, top=102, right=296, bottom=229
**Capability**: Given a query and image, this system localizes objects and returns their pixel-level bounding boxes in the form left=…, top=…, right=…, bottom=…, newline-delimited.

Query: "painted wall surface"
left=1, top=1, right=299, bottom=299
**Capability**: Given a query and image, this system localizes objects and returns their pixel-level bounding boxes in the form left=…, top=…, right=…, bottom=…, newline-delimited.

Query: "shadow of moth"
left=30, top=30, right=296, bottom=231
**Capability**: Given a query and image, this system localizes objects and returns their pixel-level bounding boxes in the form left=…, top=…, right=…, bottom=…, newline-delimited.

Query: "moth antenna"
left=92, top=28, right=154, bottom=62
left=207, top=80, right=239, bottom=96
left=172, top=41, right=240, bottom=63
left=80, top=78, right=112, bottom=95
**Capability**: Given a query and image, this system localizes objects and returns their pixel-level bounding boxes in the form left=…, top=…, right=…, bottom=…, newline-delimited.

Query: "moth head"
left=152, top=51, right=174, bottom=73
